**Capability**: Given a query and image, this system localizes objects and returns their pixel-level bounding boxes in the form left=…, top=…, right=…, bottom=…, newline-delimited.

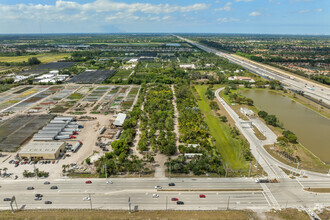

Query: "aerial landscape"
left=0, top=0, right=329, bottom=219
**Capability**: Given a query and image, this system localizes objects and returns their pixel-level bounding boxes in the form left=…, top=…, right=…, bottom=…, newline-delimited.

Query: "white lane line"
left=262, top=191, right=271, bottom=207
left=296, top=179, right=304, bottom=188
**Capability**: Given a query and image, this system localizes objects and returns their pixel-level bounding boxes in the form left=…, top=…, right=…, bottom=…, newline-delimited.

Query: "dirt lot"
left=0, top=209, right=313, bottom=220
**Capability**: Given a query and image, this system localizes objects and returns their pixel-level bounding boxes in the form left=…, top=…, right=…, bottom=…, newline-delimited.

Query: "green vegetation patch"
left=194, top=85, right=250, bottom=169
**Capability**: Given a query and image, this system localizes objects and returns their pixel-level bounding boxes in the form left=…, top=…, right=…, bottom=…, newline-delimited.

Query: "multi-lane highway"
left=176, top=35, right=330, bottom=106
left=0, top=178, right=329, bottom=211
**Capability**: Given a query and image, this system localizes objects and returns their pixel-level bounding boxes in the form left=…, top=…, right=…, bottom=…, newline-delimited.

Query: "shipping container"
left=33, top=137, right=55, bottom=141
left=59, top=131, right=73, bottom=135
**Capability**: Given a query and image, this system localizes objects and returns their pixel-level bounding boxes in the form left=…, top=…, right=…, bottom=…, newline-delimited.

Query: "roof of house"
left=113, top=113, right=127, bottom=126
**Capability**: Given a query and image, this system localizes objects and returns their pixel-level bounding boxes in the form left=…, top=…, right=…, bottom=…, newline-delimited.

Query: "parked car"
left=27, top=187, right=34, bottom=190
left=44, top=181, right=50, bottom=185
left=44, top=201, right=52, bottom=204
left=154, top=186, right=162, bottom=189
left=168, top=183, right=175, bottom=186
left=85, top=180, right=92, bottom=184
left=50, top=186, right=58, bottom=189
left=35, top=194, right=43, bottom=197
left=177, top=201, right=184, bottom=205
left=83, top=197, right=91, bottom=201
left=106, top=181, right=113, bottom=184
left=171, top=198, right=178, bottom=201
left=34, top=197, right=42, bottom=201
left=3, top=198, right=11, bottom=201
left=152, top=194, right=159, bottom=198
left=199, top=194, right=206, bottom=198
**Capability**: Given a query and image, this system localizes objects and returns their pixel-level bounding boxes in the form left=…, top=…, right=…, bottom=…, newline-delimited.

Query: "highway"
left=176, top=35, right=330, bottom=106
left=0, top=178, right=329, bottom=211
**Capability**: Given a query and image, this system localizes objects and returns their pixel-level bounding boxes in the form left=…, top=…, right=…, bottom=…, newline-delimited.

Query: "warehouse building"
left=113, top=113, right=127, bottom=127
left=19, top=141, right=65, bottom=160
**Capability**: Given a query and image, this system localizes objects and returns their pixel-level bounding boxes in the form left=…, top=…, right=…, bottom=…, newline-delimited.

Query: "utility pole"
left=89, top=193, right=92, bottom=210
left=128, top=197, right=131, bottom=214
left=169, top=163, right=171, bottom=182
left=166, top=196, right=168, bottom=211
left=104, top=163, right=107, bottom=179
left=226, top=196, right=230, bottom=210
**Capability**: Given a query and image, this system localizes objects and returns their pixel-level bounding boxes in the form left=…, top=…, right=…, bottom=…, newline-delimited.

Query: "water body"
left=241, top=89, right=330, bottom=164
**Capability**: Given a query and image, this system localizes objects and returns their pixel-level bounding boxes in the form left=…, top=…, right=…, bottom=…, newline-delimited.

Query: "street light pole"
left=226, top=196, right=230, bottom=210
left=89, top=193, right=92, bottom=210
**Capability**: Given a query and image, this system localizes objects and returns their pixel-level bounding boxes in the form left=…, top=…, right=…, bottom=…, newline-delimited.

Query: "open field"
left=265, top=144, right=330, bottom=174
left=194, top=85, right=249, bottom=170
left=0, top=53, right=69, bottom=63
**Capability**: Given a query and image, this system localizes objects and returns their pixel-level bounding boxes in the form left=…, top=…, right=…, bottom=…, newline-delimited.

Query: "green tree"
left=28, top=57, right=41, bottom=65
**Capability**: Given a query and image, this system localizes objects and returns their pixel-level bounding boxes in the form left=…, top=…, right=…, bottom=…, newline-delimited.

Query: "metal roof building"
left=113, top=113, right=127, bottom=127
left=19, top=141, right=65, bottom=160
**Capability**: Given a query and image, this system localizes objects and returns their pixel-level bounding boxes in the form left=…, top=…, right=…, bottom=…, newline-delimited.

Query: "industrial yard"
left=0, top=84, right=140, bottom=179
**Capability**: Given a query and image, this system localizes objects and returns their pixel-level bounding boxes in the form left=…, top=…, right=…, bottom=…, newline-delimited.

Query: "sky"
left=0, top=0, right=328, bottom=34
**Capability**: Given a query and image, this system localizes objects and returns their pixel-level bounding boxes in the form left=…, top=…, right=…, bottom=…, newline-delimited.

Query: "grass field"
left=0, top=53, right=69, bottom=63
left=194, top=85, right=249, bottom=170
left=0, top=209, right=311, bottom=220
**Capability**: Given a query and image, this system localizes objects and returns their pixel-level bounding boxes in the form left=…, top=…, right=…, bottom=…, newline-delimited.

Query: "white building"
left=179, top=64, right=196, bottom=69
left=228, top=76, right=255, bottom=83
left=240, top=107, right=255, bottom=116
left=113, top=113, right=127, bottom=127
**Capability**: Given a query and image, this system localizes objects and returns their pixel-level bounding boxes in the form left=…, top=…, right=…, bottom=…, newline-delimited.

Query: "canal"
left=241, top=89, right=330, bottom=164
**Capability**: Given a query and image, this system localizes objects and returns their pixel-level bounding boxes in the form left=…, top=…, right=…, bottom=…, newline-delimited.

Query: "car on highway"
left=83, top=197, right=91, bottom=201
left=171, top=198, right=178, bottom=201
left=27, top=186, right=34, bottom=190
left=50, top=186, right=58, bottom=190
left=154, top=186, right=162, bottom=189
left=34, top=197, right=42, bottom=201
left=44, top=181, right=50, bottom=185
left=44, top=201, right=52, bottom=204
left=106, top=181, right=113, bottom=184
left=35, top=194, right=43, bottom=197
left=199, top=194, right=206, bottom=198
left=168, top=183, right=175, bottom=186
left=152, top=194, right=159, bottom=198
left=177, top=201, right=184, bottom=205
left=85, top=180, right=92, bottom=184
left=3, top=198, right=11, bottom=202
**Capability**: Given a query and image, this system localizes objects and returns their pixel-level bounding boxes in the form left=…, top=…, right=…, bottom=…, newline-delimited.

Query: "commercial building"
left=18, top=141, right=65, bottom=160
left=113, top=113, right=127, bottom=127
left=228, top=76, right=255, bottom=83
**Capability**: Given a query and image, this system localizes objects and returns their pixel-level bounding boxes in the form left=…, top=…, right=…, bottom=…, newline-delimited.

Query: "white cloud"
left=249, top=11, right=261, bottom=16
left=217, top=17, right=240, bottom=23
left=235, top=0, right=252, bottom=2
left=0, top=0, right=208, bottom=23
left=298, top=8, right=323, bottom=13
left=215, top=2, right=232, bottom=11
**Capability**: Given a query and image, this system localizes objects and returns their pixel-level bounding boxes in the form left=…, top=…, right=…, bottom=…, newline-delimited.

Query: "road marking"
left=260, top=183, right=280, bottom=208
left=296, top=179, right=304, bottom=188
left=262, top=191, right=271, bottom=207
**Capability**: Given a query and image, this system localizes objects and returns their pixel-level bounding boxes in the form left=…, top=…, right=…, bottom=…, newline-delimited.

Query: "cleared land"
left=194, top=85, right=249, bottom=170
left=0, top=53, right=69, bottom=63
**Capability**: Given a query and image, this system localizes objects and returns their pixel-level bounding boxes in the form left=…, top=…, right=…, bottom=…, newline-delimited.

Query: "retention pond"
left=241, top=89, right=330, bottom=164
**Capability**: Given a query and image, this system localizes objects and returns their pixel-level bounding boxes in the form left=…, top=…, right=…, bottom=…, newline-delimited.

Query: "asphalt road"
left=0, top=178, right=329, bottom=211
left=176, top=35, right=330, bottom=106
